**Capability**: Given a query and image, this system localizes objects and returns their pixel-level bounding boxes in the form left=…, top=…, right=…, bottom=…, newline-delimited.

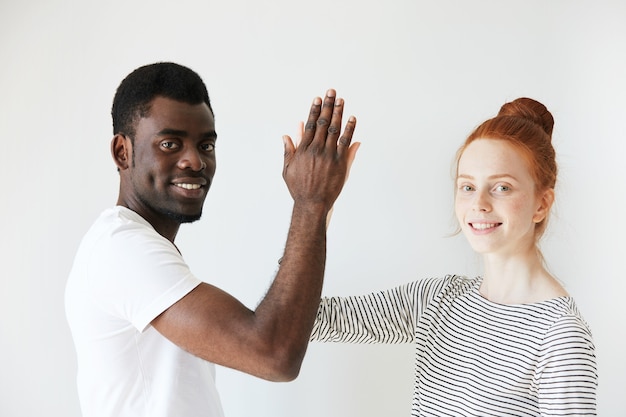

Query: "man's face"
left=123, top=96, right=217, bottom=224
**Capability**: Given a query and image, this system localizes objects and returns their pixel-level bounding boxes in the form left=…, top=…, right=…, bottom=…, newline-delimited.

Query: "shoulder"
left=434, top=274, right=479, bottom=298
left=546, top=298, right=594, bottom=335
left=81, top=206, right=157, bottom=243
left=88, top=207, right=177, bottom=257
left=106, top=206, right=161, bottom=239
left=75, top=207, right=190, bottom=291
left=536, top=299, right=598, bottom=394
left=413, top=274, right=476, bottom=291
left=539, top=298, right=596, bottom=355
left=402, top=274, right=477, bottom=309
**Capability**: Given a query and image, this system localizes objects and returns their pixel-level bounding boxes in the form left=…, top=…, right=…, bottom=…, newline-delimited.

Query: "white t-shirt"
left=65, top=206, right=225, bottom=417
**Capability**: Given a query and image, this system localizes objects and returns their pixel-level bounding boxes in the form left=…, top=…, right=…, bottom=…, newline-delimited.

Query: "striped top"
left=311, top=275, right=597, bottom=416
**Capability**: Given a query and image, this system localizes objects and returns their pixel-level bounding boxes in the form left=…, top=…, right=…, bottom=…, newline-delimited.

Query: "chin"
left=464, top=239, right=496, bottom=255
left=178, top=214, right=202, bottom=224
left=164, top=209, right=203, bottom=224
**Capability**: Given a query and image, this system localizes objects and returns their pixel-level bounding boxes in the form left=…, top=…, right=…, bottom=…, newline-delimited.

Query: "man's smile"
left=175, top=183, right=202, bottom=190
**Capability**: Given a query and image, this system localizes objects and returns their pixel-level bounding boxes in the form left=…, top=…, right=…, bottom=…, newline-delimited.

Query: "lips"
left=171, top=177, right=209, bottom=197
left=172, top=176, right=208, bottom=188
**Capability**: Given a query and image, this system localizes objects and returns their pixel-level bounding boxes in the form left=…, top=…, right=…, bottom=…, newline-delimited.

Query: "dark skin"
left=112, top=96, right=218, bottom=241
left=111, top=91, right=358, bottom=381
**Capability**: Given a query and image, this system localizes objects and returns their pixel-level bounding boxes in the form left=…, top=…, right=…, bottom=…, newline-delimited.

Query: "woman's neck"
left=480, top=250, right=568, bottom=304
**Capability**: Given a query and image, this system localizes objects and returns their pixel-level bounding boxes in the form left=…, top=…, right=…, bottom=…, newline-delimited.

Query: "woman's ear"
left=111, top=134, right=131, bottom=171
left=533, top=188, right=555, bottom=223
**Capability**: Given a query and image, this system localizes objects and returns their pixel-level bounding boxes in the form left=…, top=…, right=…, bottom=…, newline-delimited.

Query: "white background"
left=1, top=0, right=625, bottom=416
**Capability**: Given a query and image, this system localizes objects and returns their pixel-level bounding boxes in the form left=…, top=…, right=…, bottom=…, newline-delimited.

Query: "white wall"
left=1, top=0, right=624, bottom=416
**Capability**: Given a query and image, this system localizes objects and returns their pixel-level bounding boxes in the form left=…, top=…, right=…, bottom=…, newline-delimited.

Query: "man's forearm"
left=253, top=201, right=328, bottom=380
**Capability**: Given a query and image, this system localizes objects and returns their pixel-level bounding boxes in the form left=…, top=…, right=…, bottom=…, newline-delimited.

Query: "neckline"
left=471, top=276, right=572, bottom=308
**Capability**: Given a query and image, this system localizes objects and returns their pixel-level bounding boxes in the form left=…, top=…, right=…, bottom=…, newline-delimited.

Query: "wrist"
left=291, top=200, right=331, bottom=222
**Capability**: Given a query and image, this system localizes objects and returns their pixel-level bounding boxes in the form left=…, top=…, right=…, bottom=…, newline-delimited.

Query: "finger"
left=301, top=96, right=322, bottom=148
left=336, top=116, right=357, bottom=157
left=324, top=97, right=345, bottom=151
left=311, top=89, right=336, bottom=147
left=282, top=135, right=295, bottom=173
left=294, top=121, right=304, bottom=148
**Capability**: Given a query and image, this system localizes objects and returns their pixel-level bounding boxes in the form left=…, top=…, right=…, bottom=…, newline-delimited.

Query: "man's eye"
left=161, top=142, right=178, bottom=150
left=201, top=143, right=215, bottom=152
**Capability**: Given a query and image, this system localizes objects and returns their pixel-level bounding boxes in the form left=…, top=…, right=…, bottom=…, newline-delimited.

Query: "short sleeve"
left=88, top=218, right=202, bottom=332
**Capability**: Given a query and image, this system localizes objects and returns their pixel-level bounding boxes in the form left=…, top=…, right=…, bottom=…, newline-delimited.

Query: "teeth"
left=472, top=223, right=497, bottom=230
left=176, top=183, right=201, bottom=190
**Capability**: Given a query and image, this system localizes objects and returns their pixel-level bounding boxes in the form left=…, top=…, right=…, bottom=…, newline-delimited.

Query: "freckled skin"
left=455, top=138, right=544, bottom=258
left=455, top=138, right=563, bottom=304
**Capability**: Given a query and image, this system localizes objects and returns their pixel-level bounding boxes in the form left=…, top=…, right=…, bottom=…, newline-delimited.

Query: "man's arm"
left=151, top=89, right=358, bottom=381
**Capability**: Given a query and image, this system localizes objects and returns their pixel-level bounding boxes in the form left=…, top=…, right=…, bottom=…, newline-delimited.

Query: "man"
left=65, top=62, right=358, bottom=417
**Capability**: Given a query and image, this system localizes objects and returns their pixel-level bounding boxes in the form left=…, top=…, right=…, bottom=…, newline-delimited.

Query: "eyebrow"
left=157, top=128, right=218, bottom=140
left=456, top=174, right=518, bottom=181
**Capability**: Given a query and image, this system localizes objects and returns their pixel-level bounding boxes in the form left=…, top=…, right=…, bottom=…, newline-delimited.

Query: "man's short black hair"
left=111, top=62, right=213, bottom=138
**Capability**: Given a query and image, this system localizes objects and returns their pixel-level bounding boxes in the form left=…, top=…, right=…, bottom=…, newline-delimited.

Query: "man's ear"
left=111, top=134, right=131, bottom=171
left=533, top=188, right=555, bottom=224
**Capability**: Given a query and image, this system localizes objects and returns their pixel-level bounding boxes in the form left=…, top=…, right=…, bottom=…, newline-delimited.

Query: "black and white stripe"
left=312, top=275, right=597, bottom=416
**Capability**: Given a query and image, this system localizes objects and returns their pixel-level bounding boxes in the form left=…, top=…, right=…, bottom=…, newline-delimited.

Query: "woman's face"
left=455, top=138, right=551, bottom=258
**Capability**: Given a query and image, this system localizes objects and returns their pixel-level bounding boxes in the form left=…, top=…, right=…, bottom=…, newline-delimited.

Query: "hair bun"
left=497, top=97, right=554, bottom=137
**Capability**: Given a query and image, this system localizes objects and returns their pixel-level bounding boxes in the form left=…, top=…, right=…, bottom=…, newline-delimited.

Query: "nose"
left=178, top=147, right=205, bottom=172
left=472, top=190, right=492, bottom=212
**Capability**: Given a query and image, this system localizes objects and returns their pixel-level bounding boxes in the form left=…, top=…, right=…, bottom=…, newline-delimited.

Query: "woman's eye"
left=496, top=185, right=510, bottom=192
left=460, top=185, right=474, bottom=192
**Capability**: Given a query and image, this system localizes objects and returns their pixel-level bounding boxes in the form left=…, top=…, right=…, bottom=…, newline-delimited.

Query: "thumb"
left=282, top=135, right=296, bottom=176
left=283, top=135, right=295, bottom=158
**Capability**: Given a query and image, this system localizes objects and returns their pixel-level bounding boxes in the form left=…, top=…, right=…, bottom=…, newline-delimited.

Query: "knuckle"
left=328, top=125, right=339, bottom=135
left=307, top=144, right=321, bottom=154
left=316, top=118, right=329, bottom=127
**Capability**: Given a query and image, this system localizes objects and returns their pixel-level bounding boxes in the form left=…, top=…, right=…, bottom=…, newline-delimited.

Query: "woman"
left=311, top=98, right=597, bottom=416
